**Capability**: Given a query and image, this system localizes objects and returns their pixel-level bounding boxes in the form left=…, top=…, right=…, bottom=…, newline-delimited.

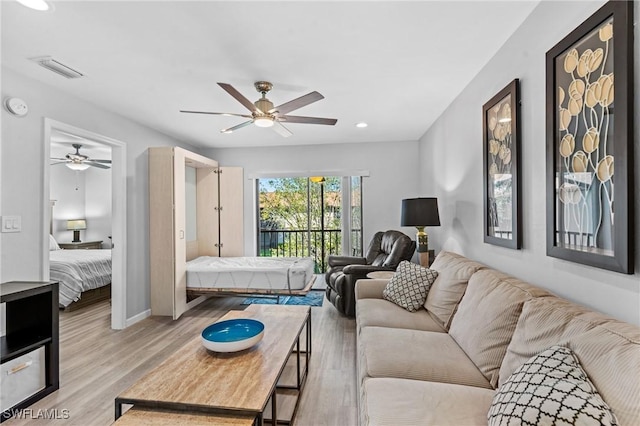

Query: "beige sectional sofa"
left=355, top=251, right=640, bottom=425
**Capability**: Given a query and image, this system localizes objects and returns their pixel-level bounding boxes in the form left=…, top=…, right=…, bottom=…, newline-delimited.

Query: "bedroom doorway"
left=42, top=119, right=127, bottom=330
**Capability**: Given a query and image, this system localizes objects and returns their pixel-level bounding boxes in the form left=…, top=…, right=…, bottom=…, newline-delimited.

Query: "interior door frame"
left=41, top=118, right=127, bottom=330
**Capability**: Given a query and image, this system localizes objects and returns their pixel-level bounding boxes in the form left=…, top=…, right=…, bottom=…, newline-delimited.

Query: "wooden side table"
left=418, top=249, right=436, bottom=267
left=59, top=240, right=103, bottom=250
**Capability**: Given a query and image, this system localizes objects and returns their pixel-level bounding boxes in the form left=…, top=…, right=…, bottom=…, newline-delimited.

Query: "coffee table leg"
left=114, top=399, right=122, bottom=420
left=271, top=390, right=277, bottom=425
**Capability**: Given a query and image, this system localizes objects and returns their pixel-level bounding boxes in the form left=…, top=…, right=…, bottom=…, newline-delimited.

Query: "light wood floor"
left=4, top=294, right=357, bottom=426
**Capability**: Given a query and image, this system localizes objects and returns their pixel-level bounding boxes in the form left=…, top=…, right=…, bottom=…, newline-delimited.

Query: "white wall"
left=84, top=165, right=113, bottom=246
left=204, top=140, right=421, bottom=256
left=50, top=165, right=86, bottom=237
left=50, top=164, right=112, bottom=247
left=1, top=68, right=196, bottom=319
left=419, top=0, right=640, bottom=325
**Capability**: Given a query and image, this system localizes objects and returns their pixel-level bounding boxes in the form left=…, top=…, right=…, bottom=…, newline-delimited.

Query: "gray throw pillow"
left=382, top=261, right=438, bottom=312
left=488, top=345, right=617, bottom=426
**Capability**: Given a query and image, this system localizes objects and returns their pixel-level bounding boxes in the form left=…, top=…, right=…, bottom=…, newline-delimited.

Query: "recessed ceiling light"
left=16, top=0, right=50, bottom=11
left=355, top=122, right=368, bottom=128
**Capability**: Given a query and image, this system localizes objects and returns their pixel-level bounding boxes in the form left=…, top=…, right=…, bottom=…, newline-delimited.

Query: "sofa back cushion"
left=500, top=297, right=640, bottom=426
left=448, top=269, right=552, bottom=388
left=424, top=251, right=485, bottom=329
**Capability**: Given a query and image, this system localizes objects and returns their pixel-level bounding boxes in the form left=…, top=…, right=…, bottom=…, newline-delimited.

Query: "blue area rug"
left=242, top=290, right=324, bottom=307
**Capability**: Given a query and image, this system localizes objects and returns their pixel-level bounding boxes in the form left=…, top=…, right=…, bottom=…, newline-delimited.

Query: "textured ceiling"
left=2, top=1, right=539, bottom=148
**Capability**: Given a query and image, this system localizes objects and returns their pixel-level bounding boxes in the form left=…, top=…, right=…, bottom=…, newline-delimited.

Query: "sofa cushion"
left=356, top=299, right=446, bottom=333
left=382, top=261, right=438, bottom=312
left=361, top=378, right=495, bottom=426
left=500, top=297, right=640, bottom=426
left=424, top=251, right=485, bottom=329
left=359, top=326, right=492, bottom=389
left=488, top=345, right=617, bottom=426
left=448, top=269, right=552, bottom=388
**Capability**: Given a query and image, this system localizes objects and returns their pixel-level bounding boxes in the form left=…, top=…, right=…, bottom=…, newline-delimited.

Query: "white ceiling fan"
left=51, top=143, right=112, bottom=171
left=180, top=81, right=338, bottom=137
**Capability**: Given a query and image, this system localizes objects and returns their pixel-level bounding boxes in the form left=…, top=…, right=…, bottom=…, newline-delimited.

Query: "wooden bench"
left=114, top=407, right=255, bottom=425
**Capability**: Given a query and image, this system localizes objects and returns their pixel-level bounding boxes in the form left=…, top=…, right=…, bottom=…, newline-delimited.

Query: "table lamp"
left=401, top=198, right=440, bottom=267
left=67, top=219, right=87, bottom=243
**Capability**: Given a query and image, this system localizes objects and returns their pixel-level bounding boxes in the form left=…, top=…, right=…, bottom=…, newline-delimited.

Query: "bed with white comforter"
left=186, top=256, right=315, bottom=292
left=50, top=249, right=112, bottom=307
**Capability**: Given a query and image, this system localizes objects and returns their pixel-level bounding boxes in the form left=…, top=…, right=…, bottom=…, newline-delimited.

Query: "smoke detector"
left=30, top=56, right=84, bottom=79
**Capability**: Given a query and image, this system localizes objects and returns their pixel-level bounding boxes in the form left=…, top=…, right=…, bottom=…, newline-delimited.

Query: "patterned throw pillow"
left=382, top=261, right=438, bottom=312
left=488, top=345, right=617, bottom=426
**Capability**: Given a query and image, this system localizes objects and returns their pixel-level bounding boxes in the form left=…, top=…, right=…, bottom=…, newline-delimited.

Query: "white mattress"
left=186, top=256, right=315, bottom=291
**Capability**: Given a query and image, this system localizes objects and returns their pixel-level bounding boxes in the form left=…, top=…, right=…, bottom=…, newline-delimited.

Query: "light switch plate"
left=1, top=216, right=21, bottom=233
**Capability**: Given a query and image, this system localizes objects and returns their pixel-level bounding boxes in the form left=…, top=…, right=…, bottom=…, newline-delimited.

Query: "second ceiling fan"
left=180, top=81, right=337, bottom=137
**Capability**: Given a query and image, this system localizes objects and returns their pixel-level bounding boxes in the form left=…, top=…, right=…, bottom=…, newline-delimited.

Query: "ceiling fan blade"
left=90, top=159, right=112, bottom=163
left=217, top=83, right=261, bottom=114
left=280, top=115, right=338, bottom=126
left=180, top=110, right=252, bottom=118
left=272, top=121, right=293, bottom=138
left=85, top=161, right=111, bottom=169
left=50, top=161, right=67, bottom=166
left=270, top=91, right=324, bottom=115
left=220, top=120, right=253, bottom=134
left=50, top=157, right=68, bottom=161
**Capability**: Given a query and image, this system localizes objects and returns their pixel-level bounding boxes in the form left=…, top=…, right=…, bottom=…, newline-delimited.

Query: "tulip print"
left=556, top=18, right=614, bottom=249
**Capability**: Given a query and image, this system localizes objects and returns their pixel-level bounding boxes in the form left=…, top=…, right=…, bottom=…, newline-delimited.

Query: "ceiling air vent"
left=29, top=56, right=84, bottom=79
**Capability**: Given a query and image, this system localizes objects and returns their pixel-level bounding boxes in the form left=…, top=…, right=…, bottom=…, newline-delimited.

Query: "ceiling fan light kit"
left=254, top=116, right=274, bottom=128
left=181, top=81, right=337, bottom=137
left=66, top=162, right=91, bottom=171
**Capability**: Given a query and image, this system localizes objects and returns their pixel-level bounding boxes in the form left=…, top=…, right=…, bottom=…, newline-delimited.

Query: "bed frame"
left=63, top=284, right=112, bottom=312
left=186, top=275, right=316, bottom=299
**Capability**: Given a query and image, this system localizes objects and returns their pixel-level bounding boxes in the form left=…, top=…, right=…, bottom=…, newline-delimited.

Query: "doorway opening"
left=42, top=119, right=127, bottom=329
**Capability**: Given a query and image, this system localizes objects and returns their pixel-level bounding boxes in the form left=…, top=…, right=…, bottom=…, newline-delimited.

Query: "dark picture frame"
left=483, top=79, right=521, bottom=249
left=546, top=1, right=634, bottom=274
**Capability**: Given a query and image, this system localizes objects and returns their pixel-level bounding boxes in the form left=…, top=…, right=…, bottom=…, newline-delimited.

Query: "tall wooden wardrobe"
left=148, top=147, right=243, bottom=319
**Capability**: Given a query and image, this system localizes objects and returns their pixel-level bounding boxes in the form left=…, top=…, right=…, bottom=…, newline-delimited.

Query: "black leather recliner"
left=325, top=230, right=416, bottom=317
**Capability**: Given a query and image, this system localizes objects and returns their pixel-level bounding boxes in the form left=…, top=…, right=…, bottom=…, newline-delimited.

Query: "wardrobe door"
left=149, top=147, right=177, bottom=317
left=172, top=149, right=188, bottom=320
left=218, top=167, right=244, bottom=256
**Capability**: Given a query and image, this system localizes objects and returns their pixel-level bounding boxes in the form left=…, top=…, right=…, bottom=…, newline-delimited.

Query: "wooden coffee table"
left=115, top=304, right=311, bottom=425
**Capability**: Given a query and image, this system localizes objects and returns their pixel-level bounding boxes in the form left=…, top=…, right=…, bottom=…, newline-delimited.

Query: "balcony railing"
left=259, top=229, right=361, bottom=273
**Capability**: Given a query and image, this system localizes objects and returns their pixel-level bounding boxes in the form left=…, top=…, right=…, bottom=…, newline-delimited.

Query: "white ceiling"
left=2, top=1, right=539, bottom=148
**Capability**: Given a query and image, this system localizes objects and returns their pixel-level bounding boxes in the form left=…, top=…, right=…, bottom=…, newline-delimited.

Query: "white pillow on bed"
left=49, top=234, right=61, bottom=251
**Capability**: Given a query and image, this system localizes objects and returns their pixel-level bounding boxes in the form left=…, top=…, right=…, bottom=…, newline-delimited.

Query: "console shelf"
left=0, top=281, right=59, bottom=422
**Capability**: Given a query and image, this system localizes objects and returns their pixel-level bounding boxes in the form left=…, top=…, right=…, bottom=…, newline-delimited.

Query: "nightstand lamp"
left=401, top=198, right=440, bottom=267
left=67, top=219, right=87, bottom=243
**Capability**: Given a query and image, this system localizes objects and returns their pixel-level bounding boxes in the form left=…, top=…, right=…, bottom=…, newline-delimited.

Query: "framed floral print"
left=483, top=79, right=522, bottom=249
left=546, top=1, right=634, bottom=273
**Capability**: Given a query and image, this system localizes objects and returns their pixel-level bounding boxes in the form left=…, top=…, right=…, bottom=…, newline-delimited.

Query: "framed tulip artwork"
left=546, top=1, right=634, bottom=274
left=483, top=79, right=521, bottom=249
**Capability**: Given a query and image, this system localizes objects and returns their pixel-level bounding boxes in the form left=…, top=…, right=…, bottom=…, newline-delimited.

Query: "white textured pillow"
left=382, top=261, right=438, bottom=312
left=488, top=345, right=617, bottom=426
left=49, top=234, right=61, bottom=251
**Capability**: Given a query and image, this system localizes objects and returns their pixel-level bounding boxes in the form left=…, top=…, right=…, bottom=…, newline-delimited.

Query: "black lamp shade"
left=401, top=198, right=440, bottom=227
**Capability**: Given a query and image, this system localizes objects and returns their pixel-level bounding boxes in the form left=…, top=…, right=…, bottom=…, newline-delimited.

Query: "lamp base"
left=72, top=230, right=81, bottom=243
left=415, top=227, right=429, bottom=253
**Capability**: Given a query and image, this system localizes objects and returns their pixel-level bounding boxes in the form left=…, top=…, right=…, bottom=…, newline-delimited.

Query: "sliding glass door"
left=257, top=176, right=363, bottom=272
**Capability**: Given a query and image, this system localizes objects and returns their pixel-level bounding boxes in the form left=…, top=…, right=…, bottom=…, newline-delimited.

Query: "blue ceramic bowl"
left=201, top=318, right=265, bottom=352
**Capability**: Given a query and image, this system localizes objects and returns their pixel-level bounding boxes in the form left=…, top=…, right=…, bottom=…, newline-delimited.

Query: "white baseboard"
left=125, top=309, right=151, bottom=327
